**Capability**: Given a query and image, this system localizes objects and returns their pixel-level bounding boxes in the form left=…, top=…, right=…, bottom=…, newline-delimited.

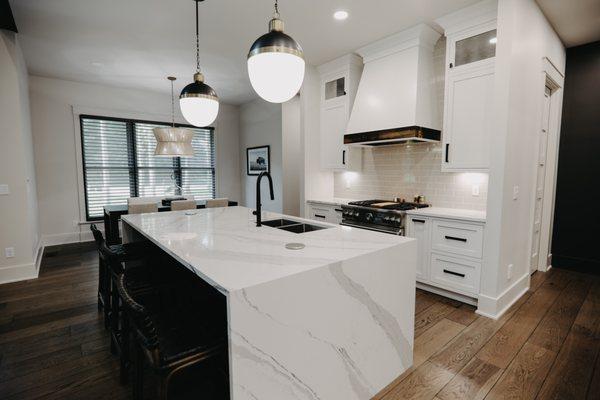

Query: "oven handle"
left=341, top=222, right=403, bottom=235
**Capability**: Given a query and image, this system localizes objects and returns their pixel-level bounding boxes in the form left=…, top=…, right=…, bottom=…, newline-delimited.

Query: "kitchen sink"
left=261, top=218, right=301, bottom=228
left=262, top=219, right=330, bottom=234
left=277, top=223, right=328, bottom=233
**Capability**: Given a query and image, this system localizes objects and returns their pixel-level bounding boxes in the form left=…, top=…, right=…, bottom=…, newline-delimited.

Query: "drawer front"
left=307, top=204, right=337, bottom=224
left=430, top=252, right=480, bottom=295
left=431, top=219, right=484, bottom=259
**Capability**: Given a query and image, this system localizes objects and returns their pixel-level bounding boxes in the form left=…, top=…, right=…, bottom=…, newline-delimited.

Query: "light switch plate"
left=0, top=184, right=9, bottom=195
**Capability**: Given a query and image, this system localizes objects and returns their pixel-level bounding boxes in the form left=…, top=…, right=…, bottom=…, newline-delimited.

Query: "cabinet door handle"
left=445, top=235, right=467, bottom=242
left=443, top=269, right=465, bottom=278
left=314, top=214, right=326, bottom=219
left=449, top=62, right=453, bottom=69
left=342, top=150, right=346, bottom=165
left=412, top=219, right=426, bottom=223
left=445, top=143, right=450, bottom=163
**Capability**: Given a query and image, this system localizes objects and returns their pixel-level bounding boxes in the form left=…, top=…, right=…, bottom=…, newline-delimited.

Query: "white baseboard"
left=41, top=230, right=96, bottom=247
left=416, top=282, right=478, bottom=306
left=476, top=272, right=530, bottom=319
left=0, top=262, right=39, bottom=285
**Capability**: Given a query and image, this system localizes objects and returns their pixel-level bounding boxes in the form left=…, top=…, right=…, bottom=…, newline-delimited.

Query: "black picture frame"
left=246, top=145, right=270, bottom=176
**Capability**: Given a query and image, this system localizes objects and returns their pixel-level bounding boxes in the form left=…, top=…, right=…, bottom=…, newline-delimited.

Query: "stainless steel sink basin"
left=262, top=219, right=330, bottom=234
left=277, top=223, right=328, bottom=233
left=261, top=218, right=301, bottom=228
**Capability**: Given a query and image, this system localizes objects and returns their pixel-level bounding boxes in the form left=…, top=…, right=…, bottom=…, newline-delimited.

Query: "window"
left=80, top=115, right=215, bottom=220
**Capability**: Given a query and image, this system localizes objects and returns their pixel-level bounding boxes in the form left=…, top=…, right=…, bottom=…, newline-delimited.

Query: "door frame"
left=529, top=57, right=564, bottom=273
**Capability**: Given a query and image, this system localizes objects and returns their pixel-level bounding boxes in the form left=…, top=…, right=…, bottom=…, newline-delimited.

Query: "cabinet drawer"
left=431, top=219, right=483, bottom=259
left=430, top=252, right=480, bottom=295
left=307, top=203, right=342, bottom=224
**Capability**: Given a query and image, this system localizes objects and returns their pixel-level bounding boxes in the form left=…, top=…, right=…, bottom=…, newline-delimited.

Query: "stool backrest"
left=171, top=199, right=197, bottom=211
left=205, top=198, right=229, bottom=208
left=90, top=224, right=104, bottom=247
left=116, top=274, right=159, bottom=350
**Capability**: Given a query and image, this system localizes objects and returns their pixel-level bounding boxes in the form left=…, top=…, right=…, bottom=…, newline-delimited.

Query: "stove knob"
left=366, top=212, right=374, bottom=222
left=384, top=216, right=390, bottom=221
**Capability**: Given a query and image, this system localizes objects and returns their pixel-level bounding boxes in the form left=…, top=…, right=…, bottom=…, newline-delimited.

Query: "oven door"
left=341, top=221, right=404, bottom=235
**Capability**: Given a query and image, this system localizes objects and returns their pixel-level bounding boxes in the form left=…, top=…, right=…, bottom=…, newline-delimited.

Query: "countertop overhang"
left=121, top=206, right=414, bottom=294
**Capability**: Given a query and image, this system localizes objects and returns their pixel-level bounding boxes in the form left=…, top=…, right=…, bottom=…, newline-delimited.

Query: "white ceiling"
left=536, top=0, right=600, bottom=48
left=10, top=0, right=481, bottom=105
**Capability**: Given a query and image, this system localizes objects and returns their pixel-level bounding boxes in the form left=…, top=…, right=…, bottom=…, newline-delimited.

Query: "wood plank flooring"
left=0, top=243, right=599, bottom=399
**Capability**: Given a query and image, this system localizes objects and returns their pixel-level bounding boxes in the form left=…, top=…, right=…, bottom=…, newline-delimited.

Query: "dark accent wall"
left=0, top=0, right=18, bottom=33
left=552, top=41, right=600, bottom=274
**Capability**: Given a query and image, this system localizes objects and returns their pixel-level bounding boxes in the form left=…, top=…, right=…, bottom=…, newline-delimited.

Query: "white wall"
left=239, top=99, right=283, bottom=212
left=479, top=0, right=565, bottom=317
left=282, top=95, right=301, bottom=216
left=29, top=76, right=241, bottom=245
left=0, top=31, right=40, bottom=283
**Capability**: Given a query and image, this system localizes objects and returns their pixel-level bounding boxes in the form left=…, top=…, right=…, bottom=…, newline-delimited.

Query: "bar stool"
left=116, top=273, right=227, bottom=400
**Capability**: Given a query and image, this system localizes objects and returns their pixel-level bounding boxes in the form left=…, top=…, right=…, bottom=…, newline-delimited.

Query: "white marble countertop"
left=122, top=206, right=414, bottom=294
left=406, top=207, right=486, bottom=223
left=306, top=197, right=359, bottom=206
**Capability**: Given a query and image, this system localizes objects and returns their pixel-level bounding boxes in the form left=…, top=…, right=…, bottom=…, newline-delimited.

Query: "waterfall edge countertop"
left=121, top=206, right=418, bottom=400
left=121, top=206, right=414, bottom=294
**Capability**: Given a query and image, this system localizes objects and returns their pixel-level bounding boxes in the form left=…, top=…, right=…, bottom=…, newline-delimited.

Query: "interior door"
left=530, top=86, right=552, bottom=273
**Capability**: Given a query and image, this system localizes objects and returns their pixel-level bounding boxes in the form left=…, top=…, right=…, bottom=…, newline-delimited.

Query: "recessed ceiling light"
left=489, top=37, right=497, bottom=44
left=333, top=10, right=349, bottom=20
left=90, top=61, right=104, bottom=67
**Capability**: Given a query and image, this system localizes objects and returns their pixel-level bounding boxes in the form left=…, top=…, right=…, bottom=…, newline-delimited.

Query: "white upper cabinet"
left=318, top=55, right=363, bottom=170
left=436, top=0, right=498, bottom=172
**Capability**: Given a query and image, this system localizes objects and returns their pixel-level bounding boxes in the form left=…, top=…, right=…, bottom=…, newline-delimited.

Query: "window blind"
left=80, top=115, right=215, bottom=220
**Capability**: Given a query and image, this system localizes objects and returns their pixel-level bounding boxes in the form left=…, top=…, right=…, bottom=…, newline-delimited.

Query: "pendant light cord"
left=170, top=79, right=175, bottom=127
left=274, top=0, right=280, bottom=18
left=196, top=0, right=200, bottom=73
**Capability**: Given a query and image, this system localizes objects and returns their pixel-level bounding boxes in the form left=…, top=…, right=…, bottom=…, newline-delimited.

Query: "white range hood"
left=345, top=24, right=442, bottom=146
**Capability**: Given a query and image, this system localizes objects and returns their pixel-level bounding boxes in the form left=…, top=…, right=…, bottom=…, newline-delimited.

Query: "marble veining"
left=121, top=206, right=417, bottom=399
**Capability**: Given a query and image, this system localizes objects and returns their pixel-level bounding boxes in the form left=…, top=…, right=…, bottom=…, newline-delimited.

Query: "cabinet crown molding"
left=317, top=53, right=363, bottom=75
left=355, top=24, right=441, bottom=63
left=435, top=0, right=498, bottom=36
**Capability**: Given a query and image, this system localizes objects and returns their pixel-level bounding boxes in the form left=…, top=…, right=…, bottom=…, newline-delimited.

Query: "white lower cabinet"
left=306, top=202, right=343, bottom=225
left=407, top=215, right=484, bottom=298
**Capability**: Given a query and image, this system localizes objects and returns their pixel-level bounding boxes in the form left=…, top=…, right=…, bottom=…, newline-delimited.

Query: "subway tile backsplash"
left=334, top=143, right=488, bottom=211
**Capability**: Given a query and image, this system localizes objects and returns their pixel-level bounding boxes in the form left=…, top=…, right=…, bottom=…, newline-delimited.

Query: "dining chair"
left=170, top=199, right=197, bottom=211
left=206, top=198, right=229, bottom=208
left=128, top=202, right=158, bottom=214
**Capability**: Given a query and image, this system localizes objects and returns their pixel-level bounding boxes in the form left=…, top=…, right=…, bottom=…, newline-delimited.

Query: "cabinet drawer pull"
left=443, top=269, right=465, bottom=278
left=314, top=214, right=326, bottom=219
left=412, top=219, right=426, bottom=223
left=334, top=209, right=343, bottom=212
left=445, top=235, right=467, bottom=242
left=445, top=143, right=450, bottom=163
left=342, top=150, right=346, bottom=165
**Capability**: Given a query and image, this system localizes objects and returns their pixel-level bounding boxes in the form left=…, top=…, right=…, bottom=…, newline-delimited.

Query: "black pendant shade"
left=248, top=30, right=303, bottom=58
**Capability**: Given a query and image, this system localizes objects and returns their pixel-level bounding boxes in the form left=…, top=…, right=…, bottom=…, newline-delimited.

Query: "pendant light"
left=180, top=0, right=219, bottom=127
left=247, top=0, right=305, bottom=103
left=154, top=77, right=194, bottom=157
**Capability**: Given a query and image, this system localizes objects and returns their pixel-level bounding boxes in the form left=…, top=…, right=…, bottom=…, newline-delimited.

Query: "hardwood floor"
left=0, top=243, right=598, bottom=399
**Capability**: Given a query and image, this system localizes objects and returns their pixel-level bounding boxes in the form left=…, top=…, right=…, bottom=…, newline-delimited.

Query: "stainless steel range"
left=341, top=200, right=429, bottom=235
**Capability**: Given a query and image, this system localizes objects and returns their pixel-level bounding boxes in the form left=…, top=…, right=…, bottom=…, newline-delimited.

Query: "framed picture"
left=246, top=145, right=270, bottom=175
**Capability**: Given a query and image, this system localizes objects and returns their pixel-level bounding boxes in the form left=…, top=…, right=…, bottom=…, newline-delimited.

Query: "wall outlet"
left=512, top=186, right=519, bottom=200
left=5, top=247, right=15, bottom=258
left=0, top=184, right=9, bottom=195
left=507, top=264, right=513, bottom=280
left=472, top=184, right=480, bottom=196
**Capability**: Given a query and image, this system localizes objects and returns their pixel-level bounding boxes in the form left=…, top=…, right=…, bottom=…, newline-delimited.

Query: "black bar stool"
left=116, top=273, right=227, bottom=400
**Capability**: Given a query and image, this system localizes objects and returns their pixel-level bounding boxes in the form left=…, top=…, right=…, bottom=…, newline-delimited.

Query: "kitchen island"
left=121, top=206, right=417, bottom=400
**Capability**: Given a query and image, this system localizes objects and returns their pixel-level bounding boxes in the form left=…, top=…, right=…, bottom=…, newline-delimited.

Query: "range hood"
left=345, top=24, right=442, bottom=146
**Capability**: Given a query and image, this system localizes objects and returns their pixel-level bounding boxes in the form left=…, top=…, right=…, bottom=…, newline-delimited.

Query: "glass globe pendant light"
left=154, top=77, right=194, bottom=157
left=247, top=0, right=305, bottom=103
left=180, top=0, right=219, bottom=127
